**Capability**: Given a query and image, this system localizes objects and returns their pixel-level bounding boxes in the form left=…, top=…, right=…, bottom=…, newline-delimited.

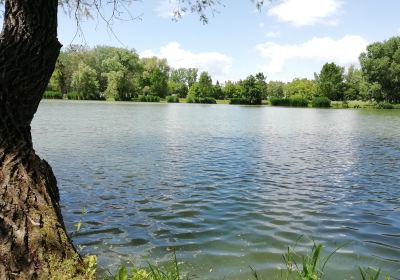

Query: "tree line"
left=46, top=36, right=400, bottom=106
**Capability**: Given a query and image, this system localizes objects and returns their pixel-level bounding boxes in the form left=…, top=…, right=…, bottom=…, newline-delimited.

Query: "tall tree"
left=197, top=71, right=214, bottom=97
left=360, top=36, right=400, bottom=103
left=315, top=62, right=346, bottom=101
left=0, top=1, right=266, bottom=278
left=344, top=65, right=363, bottom=101
left=0, top=0, right=85, bottom=278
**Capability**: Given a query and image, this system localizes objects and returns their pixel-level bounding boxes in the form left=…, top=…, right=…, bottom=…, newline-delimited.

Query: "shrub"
left=196, top=97, right=217, bottom=104
left=186, top=95, right=195, bottom=103
left=67, top=91, right=81, bottom=100
left=166, top=95, right=180, bottom=103
left=230, top=98, right=250, bottom=105
left=312, top=97, right=331, bottom=108
left=43, top=91, right=62, bottom=99
left=376, top=102, right=394, bottom=109
left=138, top=95, right=160, bottom=102
left=186, top=95, right=216, bottom=104
left=269, top=97, right=291, bottom=106
left=289, top=95, right=309, bottom=107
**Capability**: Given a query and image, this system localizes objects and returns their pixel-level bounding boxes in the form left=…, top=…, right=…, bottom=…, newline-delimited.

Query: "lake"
left=32, top=100, right=400, bottom=279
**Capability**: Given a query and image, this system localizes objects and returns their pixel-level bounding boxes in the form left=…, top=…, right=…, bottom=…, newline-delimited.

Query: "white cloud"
left=268, top=0, right=342, bottom=26
left=266, top=31, right=281, bottom=38
left=140, top=42, right=233, bottom=81
left=256, top=35, right=368, bottom=76
left=259, top=23, right=265, bottom=28
left=156, top=0, right=182, bottom=19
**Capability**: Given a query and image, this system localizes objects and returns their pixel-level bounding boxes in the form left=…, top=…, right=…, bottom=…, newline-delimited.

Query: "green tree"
left=360, top=36, right=400, bottom=102
left=223, top=81, right=242, bottom=99
left=316, top=62, right=346, bottom=101
left=255, top=72, right=268, bottom=100
left=141, top=57, right=170, bottom=98
left=188, top=82, right=202, bottom=98
left=285, top=78, right=317, bottom=100
left=197, top=71, right=214, bottom=97
left=101, top=48, right=141, bottom=100
left=168, top=80, right=188, bottom=98
left=213, top=81, right=224, bottom=99
left=268, top=81, right=285, bottom=98
left=71, top=63, right=100, bottom=100
left=344, top=65, right=363, bottom=101
left=241, top=75, right=262, bottom=105
left=186, top=68, right=199, bottom=87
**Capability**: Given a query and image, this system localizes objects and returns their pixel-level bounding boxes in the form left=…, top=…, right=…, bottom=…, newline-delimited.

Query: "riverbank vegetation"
left=45, top=37, right=400, bottom=109
left=102, top=243, right=391, bottom=280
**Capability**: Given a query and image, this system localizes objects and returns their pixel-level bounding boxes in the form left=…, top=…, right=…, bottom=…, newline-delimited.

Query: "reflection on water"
left=32, top=101, right=400, bottom=279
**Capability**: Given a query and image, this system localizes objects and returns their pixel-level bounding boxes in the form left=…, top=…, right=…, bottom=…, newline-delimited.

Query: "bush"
left=312, top=97, right=331, bottom=108
left=269, top=97, right=291, bottom=106
left=166, top=95, right=180, bottom=103
left=376, top=102, right=394, bottom=109
left=186, top=95, right=216, bottom=104
left=186, top=95, right=195, bottom=103
left=289, top=95, right=309, bottom=107
left=43, top=91, right=62, bottom=99
left=138, top=95, right=160, bottom=102
left=196, top=97, right=217, bottom=104
left=230, top=98, right=250, bottom=105
left=67, top=91, right=81, bottom=100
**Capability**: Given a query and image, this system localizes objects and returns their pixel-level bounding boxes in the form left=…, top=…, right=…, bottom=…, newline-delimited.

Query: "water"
left=32, top=100, right=400, bottom=279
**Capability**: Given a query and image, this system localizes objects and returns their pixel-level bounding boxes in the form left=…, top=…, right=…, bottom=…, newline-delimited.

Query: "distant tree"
left=316, top=62, right=346, bottom=101
left=285, top=78, right=317, bottom=100
left=255, top=72, right=268, bottom=100
left=268, top=81, right=285, bottom=98
left=101, top=48, right=141, bottom=100
left=360, top=36, right=400, bottom=103
left=188, top=82, right=202, bottom=98
left=47, top=56, right=68, bottom=97
left=141, top=57, right=170, bottom=98
left=197, top=71, right=214, bottom=97
left=223, top=81, right=242, bottom=99
left=241, top=75, right=263, bottom=105
left=168, top=80, right=188, bottom=98
left=213, top=81, right=224, bottom=99
left=71, top=63, right=100, bottom=100
left=186, top=68, right=199, bottom=87
left=344, top=65, right=363, bottom=101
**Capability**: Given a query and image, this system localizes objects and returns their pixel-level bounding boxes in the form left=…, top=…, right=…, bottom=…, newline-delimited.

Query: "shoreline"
left=41, top=98, right=400, bottom=110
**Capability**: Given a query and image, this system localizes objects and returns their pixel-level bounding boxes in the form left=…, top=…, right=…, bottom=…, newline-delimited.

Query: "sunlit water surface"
left=32, top=100, right=400, bottom=279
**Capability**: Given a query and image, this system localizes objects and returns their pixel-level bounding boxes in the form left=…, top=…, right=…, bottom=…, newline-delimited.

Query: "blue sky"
left=56, top=0, right=399, bottom=82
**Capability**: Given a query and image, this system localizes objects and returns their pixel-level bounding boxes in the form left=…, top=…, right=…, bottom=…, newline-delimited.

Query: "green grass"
left=105, top=253, right=187, bottom=280
left=216, top=99, right=230, bottom=104
left=102, top=242, right=392, bottom=280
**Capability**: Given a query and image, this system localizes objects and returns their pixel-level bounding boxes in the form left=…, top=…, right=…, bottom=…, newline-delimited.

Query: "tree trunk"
left=0, top=1, right=87, bottom=279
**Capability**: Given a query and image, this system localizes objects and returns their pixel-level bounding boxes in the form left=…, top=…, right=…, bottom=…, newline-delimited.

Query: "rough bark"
left=0, top=0, right=87, bottom=279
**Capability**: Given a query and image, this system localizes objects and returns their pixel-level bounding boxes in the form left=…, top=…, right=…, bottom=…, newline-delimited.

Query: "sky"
left=56, top=1, right=399, bottom=82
